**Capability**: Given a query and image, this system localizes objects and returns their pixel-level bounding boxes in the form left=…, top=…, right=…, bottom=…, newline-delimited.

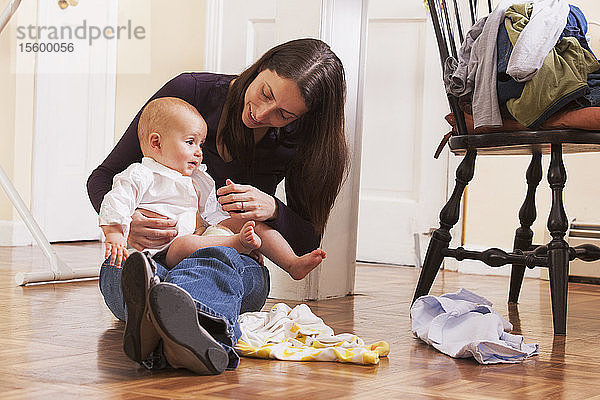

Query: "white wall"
left=114, top=0, right=206, bottom=142
left=0, top=1, right=206, bottom=245
left=0, top=0, right=37, bottom=245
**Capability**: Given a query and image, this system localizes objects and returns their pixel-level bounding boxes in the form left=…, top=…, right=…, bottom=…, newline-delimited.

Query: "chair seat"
left=449, top=130, right=600, bottom=155
left=444, top=106, right=600, bottom=155
left=447, top=104, right=600, bottom=135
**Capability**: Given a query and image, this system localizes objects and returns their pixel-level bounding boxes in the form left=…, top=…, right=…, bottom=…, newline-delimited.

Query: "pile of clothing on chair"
left=444, top=0, right=600, bottom=133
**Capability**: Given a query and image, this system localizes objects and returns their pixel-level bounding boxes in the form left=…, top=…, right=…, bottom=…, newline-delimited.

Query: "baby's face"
left=157, top=110, right=207, bottom=176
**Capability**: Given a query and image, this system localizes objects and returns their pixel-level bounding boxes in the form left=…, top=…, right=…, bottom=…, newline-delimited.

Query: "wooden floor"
left=1, top=242, right=600, bottom=399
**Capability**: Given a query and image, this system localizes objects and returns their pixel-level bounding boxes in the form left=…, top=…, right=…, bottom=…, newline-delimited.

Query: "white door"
left=205, top=0, right=322, bottom=74
left=356, top=0, right=450, bottom=265
left=31, top=0, right=117, bottom=242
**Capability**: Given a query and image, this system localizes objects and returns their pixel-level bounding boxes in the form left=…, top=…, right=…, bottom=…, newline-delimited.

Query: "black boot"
left=121, top=251, right=161, bottom=363
left=147, top=282, right=229, bottom=375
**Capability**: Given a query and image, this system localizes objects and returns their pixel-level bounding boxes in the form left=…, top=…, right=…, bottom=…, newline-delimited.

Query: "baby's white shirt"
left=99, top=157, right=228, bottom=250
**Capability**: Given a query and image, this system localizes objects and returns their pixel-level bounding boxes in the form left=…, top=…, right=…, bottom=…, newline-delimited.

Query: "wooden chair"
left=413, top=0, right=600, bottom=335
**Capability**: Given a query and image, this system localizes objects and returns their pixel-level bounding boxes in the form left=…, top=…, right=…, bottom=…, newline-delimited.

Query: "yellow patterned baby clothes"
left=235, top=303, right=389, bottom=365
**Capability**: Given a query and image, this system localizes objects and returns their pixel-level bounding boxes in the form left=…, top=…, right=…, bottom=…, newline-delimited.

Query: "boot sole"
left=148, top=283, right=229, bottom=375
left=121, top=252, right=157, bottom=363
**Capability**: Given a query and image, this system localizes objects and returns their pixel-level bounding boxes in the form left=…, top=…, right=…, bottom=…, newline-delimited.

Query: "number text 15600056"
left=19, top=42, right=74, bottom=52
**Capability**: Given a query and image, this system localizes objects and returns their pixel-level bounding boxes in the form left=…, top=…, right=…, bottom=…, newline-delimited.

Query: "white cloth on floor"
left=411, top=289, right=539, bottom=364
left=236, top=303, right=389, bottom=365
left=506, top=0, right=570, bottom=82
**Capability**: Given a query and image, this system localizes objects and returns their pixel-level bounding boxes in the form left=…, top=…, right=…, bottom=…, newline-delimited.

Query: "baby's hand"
left=104, top=233, right=129, bottom=267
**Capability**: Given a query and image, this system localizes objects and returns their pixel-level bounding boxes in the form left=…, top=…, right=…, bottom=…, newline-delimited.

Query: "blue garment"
left=99, top=246, right=270, bottom=370
left=496, top=22, right=526, bottom=106
left=561, top=5, right=595, bottom=58
left=496, top=4, right=597, bottom=107
left=577, top=72, right=600, bottom=107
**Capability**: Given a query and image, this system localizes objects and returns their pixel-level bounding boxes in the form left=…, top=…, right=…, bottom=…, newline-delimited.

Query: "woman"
left=88, top=38, right=349, bottom=374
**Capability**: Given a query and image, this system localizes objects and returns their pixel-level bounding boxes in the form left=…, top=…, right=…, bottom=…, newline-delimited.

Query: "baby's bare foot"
left=289, top=249, right=326, bottom=280
left=236, top=221, right=262, bottom=254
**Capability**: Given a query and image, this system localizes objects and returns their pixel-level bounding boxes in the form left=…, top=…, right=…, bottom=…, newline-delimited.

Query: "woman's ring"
left=240, top=201, right=244, bottom=212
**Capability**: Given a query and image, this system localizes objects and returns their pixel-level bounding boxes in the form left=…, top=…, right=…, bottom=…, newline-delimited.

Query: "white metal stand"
left=1, top=0, right=99, bottom=285
left=0, top=167, right=99, bottom=285
left=0, top=0, right=21, bottom=33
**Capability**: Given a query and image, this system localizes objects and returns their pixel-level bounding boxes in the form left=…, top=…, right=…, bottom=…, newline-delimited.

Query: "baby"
left=99, top=97, right=325, bottom=280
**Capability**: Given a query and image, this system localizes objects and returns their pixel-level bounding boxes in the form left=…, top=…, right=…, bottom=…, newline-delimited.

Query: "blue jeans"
left=99, top=246, right=270, bottom=369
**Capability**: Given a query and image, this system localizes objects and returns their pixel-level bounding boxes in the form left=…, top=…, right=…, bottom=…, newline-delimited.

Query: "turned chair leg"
left=547, top=144, right=569, bottom=335
left=412, top=150, right=476, bottom=304
left=509, top=153, right=542, bottom=304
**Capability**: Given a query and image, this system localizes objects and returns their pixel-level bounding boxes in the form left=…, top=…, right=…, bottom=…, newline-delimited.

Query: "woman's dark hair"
left=217, top=38, right=349, bottom=234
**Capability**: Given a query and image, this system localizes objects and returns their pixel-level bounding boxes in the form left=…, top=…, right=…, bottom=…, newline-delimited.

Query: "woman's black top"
left=87, top=73, right=319, bottom=255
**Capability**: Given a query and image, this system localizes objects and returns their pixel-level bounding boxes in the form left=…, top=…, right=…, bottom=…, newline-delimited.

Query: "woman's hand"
left=127, top=209, right=178, bottom=251
left=217, top=179, right=278, bottom=222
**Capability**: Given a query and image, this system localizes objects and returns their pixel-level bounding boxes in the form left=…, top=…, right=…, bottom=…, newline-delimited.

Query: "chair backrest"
left=426, top=0, right=493, bottom=135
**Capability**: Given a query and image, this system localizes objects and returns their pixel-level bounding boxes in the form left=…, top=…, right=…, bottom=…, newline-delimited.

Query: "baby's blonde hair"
left=138, top=97, right=203, bottom=155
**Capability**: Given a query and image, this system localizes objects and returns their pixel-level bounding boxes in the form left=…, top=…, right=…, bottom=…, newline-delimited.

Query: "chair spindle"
left=440, top=0, right=458, bottom=58
left=452, top=0, right=464, bottom=43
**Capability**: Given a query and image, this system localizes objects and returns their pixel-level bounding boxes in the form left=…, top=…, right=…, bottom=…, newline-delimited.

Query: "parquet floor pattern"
left=1, top=242, right=600, bottom=399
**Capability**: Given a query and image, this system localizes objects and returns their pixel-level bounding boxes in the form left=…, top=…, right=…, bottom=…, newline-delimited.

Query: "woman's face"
left=242, top=69, right=308, bottom=129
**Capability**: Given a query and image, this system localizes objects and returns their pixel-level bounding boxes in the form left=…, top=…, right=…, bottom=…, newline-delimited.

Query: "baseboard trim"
left=0, top=220, right=34, bottom=246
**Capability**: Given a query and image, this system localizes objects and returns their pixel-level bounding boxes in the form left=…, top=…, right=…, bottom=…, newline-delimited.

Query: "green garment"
left=504, top=3, right=599, bottom=128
